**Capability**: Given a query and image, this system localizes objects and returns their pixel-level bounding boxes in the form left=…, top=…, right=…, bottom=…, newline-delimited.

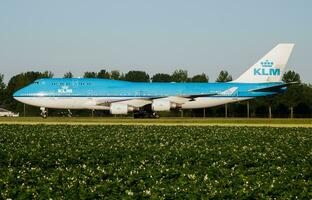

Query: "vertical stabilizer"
left=234, top=44, right=295, bottom=83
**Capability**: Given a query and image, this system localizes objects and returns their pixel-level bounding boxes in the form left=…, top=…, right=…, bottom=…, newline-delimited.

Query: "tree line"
left=0, top=69, right=311, bottom=118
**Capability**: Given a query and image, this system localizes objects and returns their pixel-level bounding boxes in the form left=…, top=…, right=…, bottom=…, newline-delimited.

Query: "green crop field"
left=0, top=125, right=312, bottom=199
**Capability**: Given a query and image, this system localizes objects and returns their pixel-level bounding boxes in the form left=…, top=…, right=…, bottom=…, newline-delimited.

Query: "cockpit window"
left=34, top=81, right=39, bottom=84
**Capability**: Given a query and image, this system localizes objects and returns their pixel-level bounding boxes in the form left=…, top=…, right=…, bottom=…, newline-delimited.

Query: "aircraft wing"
left=95, top=98, right=151, bottom=107
left=113, top=99, right=151, bottom=108
left=179, top=93, right=218, bottom=99
left=217, top=87, right=238, bottom=96
left=95, top=89, right=236, bottom=108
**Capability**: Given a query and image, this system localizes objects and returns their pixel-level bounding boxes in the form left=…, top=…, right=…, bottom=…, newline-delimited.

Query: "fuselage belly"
left=14, top=96, right=252, bottom=110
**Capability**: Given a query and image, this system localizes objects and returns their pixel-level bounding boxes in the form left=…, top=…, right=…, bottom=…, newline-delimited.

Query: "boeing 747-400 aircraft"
left=14, top=44, right=295, bottom=118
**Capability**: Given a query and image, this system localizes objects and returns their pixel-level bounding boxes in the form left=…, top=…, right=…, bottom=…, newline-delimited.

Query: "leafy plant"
left=0, top=125, right=311, bottom=199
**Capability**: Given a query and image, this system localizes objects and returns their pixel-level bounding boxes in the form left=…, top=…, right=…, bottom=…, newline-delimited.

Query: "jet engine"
left=110, top=103, right=132, bottom=115
left=152, top=99, right=176, bottom=111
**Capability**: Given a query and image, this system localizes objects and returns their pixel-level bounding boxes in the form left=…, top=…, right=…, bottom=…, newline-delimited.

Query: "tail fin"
left=233, top=43, right=295, bottom=83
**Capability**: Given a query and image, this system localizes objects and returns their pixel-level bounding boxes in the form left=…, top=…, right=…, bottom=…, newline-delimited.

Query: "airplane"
left=13, top=43, right=295, bottom=118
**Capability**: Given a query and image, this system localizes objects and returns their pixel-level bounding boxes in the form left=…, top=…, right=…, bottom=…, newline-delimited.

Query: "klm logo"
left=253, top=60, right=280, bottom=76
left=58, top=86, right=73, bottom=94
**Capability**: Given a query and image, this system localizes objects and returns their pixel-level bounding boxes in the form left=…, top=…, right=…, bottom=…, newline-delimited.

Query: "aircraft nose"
left=13, top=87, right=29, bottom=104
left=13, top=90, right=20, bottom=98
left=13, top=88, right=23, bottom=98
left=13, top=87, right=27, bottom=101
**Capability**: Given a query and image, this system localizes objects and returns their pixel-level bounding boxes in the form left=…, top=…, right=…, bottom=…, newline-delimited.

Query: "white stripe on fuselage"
left=14, top=96, right=252, bottom=110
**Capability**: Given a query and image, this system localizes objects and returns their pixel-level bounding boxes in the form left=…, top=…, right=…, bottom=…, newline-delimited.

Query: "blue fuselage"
left=13, top=78, right=284, bottom=98
left=12, top=78, right=286, bottom=112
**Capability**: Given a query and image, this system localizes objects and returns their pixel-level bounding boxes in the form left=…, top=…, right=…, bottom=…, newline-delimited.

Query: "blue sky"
left=0, top=0, right=311, bottom=83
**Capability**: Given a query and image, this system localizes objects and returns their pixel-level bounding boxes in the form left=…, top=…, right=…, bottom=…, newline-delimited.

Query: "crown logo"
left=260, top=60, right=274, bottom=68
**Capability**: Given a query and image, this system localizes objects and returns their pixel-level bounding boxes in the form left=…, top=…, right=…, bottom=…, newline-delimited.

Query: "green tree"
left=83, top=72, right=97, bottom=78
left=110, top=70, right=120, bottom=80
left=295, top=84, right=312, bottom=117
left=151, top=73, right=172, bottom=82
left=0, top=73, right=6, bottom=105
left=119, top=73, right=126, bottom=80
left=278, top=85, right=302, bottom=118
left=0, top=73, right=5, bottom=92
left=63, top=72, right=73, bottom=78
left=42, top=71, right=54, bottom=78
left=171, top=69, right=188, bottom=82
left=258, top=96, right=276, bottom=118
left=216, top=70, right=232, bottom=82
left=191, top=73, right=208, bottom=82
left=278, top=71, right=302, bottom=118
left=282, top=70, right=301, bottom=83
left=124, top=71, right=150, bottom=82
left=97, top=69, right=110, bottom=79
left=215, top=70, right=232, bottom=117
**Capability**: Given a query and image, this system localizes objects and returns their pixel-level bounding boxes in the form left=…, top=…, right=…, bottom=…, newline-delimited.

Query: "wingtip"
left=277, top=43, right=295, bottom=47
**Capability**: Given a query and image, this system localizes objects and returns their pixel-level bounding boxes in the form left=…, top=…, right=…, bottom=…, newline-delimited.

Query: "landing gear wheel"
left=133, top=113, right=140, bottom=118
left=149, top=112, right=160, bottom=118
left=40, top=107, right=48, bottom=119
left=134, top=111, right=145, bottom=118
left=67, top=109, right=72, bottom=117
left=133, top=110, right=160, bottom=118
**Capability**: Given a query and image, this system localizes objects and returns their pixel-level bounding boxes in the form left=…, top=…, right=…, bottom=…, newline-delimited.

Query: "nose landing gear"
left=67, top=109, right=72, bottom=117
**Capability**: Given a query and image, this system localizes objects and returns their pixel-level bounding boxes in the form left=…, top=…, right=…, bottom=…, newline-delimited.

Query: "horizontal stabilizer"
left=249, top=82, right=298, bottom=92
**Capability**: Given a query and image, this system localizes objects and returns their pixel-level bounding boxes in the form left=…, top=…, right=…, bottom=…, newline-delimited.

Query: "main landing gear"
left=40, top=107, right=48, bottom=118
left=133, top=110, right=160, bottom=118
left=150, top=112, right=160, bottom=118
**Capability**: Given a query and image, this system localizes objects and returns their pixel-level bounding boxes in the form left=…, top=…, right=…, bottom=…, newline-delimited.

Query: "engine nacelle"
left=110, top=103, right=129, bottom=115
left=152, top=100, right=176, bottom=111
